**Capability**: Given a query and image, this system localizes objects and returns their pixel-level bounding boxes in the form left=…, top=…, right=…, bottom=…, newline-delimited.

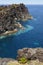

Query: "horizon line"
left=0, top=3, right=43, bottom=5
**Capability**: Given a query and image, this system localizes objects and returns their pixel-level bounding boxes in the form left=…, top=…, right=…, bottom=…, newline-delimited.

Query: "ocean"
left=0, top=5, right=43, bottom=58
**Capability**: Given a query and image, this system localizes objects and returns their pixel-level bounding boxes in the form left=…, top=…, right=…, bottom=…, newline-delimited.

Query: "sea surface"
left=0, top=5, right=43, bottom=58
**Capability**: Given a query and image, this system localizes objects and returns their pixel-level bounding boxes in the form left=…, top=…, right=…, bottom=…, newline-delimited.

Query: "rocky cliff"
left=0, top=4, right=32, bottom=36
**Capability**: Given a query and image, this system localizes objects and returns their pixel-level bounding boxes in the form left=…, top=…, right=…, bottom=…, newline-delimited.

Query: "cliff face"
left=0, top=4, right=32, bottom=36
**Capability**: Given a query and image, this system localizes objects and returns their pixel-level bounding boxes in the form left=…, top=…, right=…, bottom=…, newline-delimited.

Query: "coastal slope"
left=0, top=4, right=32, bottom=36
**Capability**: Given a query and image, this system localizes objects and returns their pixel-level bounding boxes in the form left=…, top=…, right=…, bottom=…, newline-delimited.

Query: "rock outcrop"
left=0, top=58, right=43, bottom=65
left=17, top=48, right=43, bottom=62
left=0, top=4, right=32, bottom=36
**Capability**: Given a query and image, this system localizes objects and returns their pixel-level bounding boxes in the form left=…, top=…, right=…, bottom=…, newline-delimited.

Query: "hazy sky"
left=0, top=0, right=43, bottom=5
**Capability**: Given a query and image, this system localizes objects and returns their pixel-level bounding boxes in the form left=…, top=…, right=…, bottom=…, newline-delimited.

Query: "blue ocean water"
left=0, top=5, right=43, bottom=58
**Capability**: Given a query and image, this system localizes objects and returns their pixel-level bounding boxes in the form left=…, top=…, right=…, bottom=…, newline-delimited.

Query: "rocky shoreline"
left=0, top=4, right=32, bottom=37
left=0, top=48, right=43, bottom=65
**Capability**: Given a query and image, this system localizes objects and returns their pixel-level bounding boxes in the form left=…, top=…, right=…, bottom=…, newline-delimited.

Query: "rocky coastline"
left=0, top=4, right=32, bottom=37
left=0, top=48, right=43, bottom=65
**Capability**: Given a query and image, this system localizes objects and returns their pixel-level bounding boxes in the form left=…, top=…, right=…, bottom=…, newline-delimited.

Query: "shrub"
left=18, top=57, right=27, bottom=64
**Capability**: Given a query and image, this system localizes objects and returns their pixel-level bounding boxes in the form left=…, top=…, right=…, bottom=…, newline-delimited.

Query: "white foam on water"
left=0, top=25, right=34, bottom=39
left=14, top=25, right=34, bottom=36
left=0, top=36, right=6, bottom=39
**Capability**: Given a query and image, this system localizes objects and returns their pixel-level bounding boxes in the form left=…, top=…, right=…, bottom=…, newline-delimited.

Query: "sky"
left=0, top=0, right=43, bottom=5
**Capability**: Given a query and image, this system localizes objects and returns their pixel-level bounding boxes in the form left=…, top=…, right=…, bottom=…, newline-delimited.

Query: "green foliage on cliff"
left=18, top=57, right=27, bottom=64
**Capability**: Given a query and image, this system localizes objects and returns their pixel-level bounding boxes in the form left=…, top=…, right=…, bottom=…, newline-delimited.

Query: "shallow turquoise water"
left=0, top=25, right=34, bottom=39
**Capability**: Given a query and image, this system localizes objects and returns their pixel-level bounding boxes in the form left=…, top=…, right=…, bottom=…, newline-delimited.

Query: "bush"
left=18, top=57, right=27, bottom=64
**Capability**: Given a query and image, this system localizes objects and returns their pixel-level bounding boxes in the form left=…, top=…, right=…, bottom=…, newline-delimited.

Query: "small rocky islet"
left=0, top=3, right=32, bottom=37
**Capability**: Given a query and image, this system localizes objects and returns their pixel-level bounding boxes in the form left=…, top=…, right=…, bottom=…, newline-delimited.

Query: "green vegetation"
left=18, top=57, right=27, bottom=64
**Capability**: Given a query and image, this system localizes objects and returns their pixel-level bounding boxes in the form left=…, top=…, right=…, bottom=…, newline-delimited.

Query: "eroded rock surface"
left=17, top=48, right=43, bottom=62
